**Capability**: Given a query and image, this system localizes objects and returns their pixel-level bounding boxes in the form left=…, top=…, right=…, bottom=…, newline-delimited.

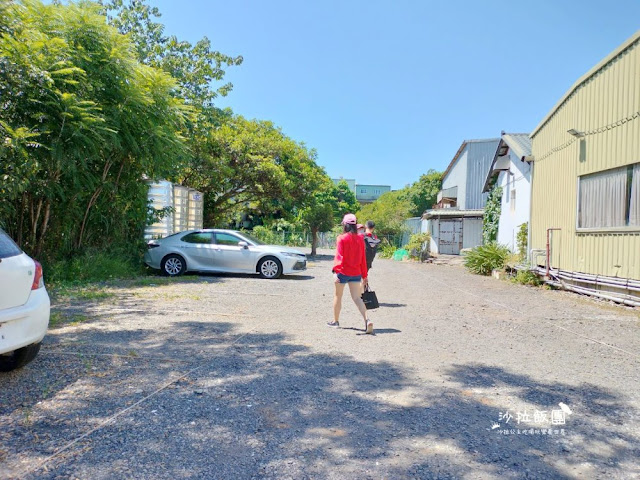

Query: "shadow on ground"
left=1, top=319, right=638, bottom=479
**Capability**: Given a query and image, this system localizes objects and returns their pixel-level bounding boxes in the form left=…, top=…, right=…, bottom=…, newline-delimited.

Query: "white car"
left=0, top=229, right=50, bottom=371
left=144, top=229, right=307, bottom=279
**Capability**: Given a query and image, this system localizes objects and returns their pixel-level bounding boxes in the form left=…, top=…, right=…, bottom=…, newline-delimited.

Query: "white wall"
left=424, top=219, right=440, bottom=254
left=441, top=146, right=468, bottom=209
left=497, top=152, right=532, bottom=252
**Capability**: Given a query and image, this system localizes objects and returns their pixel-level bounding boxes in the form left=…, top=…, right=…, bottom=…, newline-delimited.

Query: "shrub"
left=404, top=232, right=431, bottom=260
left=250, top=226, right=282, bottom=245
left=45, top=250, right=142, bottom=285
left=284, top=232, right=307, bottom=247
left=377, top=243, right=397, bottom=259
left=517, top=222, right=528, bottom=261
left=463, top=242, right=511, bottom=275
left=513, top=269, right=542, bottom=286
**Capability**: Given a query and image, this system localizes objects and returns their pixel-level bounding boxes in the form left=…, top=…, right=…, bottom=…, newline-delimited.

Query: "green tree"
left=330, top=180, right=360, bottom=221
left=299, top=200, right=334, bottom=256
left=357, top=190, right=412, bottom=237
left=0, top=0, right=187, bottom=258
left=180, top=115, right=326, bottom=226
left=100, top=0, right=242, bottom=108
left=407, top=169, right=443, bottom=216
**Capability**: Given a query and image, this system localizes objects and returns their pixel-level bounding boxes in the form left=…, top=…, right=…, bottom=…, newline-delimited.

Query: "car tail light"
left=31, top=260, right=44, bottom=290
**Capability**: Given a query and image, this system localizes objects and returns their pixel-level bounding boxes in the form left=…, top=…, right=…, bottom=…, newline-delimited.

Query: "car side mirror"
left=238, top=241, right=249, bottom=249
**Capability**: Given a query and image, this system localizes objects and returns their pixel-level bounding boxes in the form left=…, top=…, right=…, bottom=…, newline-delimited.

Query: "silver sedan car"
left=144, top=229, right=307, bottom=279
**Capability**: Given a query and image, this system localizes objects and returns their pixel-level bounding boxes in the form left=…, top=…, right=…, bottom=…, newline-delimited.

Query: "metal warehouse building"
left=530, top=31, right=640, bottom=303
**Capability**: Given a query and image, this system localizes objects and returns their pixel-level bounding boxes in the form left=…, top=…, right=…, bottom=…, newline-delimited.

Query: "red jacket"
left=333, top=232, right=368, bottom=279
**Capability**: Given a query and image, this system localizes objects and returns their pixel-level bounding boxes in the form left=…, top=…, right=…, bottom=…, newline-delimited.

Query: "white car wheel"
left=258, top=257, right=282, bottom=279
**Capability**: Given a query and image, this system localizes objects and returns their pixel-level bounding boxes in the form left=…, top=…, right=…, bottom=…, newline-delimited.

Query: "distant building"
left=331, top=178, right=391, bottom=204
left=331, top=178, right=356, bottom=193
left=355, top=184, right=391, bottom=204
left=424, top=138, right=500, bottom=254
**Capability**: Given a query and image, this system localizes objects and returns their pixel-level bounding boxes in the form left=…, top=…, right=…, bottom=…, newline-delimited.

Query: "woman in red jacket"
left=328, top=213, right=373, bottom=334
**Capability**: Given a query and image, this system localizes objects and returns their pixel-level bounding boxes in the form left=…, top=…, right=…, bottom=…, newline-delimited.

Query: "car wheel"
left=162, top=254, right=186, bottom=276
left=258, top=256, right=282, bottom=279
left=0, top=342, right=42, bottom=372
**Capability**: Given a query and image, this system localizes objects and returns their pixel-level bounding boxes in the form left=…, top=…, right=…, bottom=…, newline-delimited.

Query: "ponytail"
left=343, top=223, right=357, bottom=234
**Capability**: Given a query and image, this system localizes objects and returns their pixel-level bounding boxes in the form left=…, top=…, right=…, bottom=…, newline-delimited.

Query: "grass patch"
left=45, top=250, right=142, bottom=286
left=48, top=311, right=90, bottom=329
left=49, top=311, right=65, bottom=328
left=49, top=284, right=116, bottom=303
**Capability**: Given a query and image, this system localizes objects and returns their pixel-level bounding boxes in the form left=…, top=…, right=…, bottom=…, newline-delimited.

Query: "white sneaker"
left=365, top=321, right=374, bottom=334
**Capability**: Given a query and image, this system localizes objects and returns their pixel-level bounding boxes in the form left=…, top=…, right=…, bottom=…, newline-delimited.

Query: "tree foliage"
left=298, top=179, right=359, bottom=255
left=100, top=0, right=243, bottom=108
left=483, top=186, right=503, bottom=244
left=406, top=169, right=443, bottom=216
left=180, top=114, right=327, bottom=227
left=357, top=190, right=412, bottom=237
left=0, top=0, right=188, bottom=258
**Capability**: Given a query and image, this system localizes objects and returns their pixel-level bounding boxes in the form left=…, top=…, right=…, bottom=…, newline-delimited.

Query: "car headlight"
left=281, top=252, right=305, bottom=258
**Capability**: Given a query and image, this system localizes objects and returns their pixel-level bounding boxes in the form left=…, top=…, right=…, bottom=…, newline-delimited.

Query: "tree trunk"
left=35, top=200, right=51, bottom=258
left=76, top=160, right=112, bottom=249
left=16, top=192, right=26, bottom=246
left=311, top=227, right=318, bottom=256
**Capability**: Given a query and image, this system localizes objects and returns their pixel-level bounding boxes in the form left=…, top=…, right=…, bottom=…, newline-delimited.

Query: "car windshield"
left=238, top=232, right=266, bottom=246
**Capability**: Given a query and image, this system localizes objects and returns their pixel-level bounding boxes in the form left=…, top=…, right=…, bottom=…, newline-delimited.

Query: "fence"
left=248, top=230, right=405, bottom=250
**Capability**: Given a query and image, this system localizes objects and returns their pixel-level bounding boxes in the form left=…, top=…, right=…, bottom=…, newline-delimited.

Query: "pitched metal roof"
left=481, top=133, right=532, bottom=193
left=422, top=209, right=484, bottom=219
left=501, top=133, right=531, bottom=160
left=531, top=30, right=640, bottom=137
left=441, top=138, right=501, bottom=181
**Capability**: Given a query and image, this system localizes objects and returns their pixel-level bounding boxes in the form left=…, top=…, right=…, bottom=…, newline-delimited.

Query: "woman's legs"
left=347, top=281, right=368, bottom=324
left=333, top=282, right=346, bottom=323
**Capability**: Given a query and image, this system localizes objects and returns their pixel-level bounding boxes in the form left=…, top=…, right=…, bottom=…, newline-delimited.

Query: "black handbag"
left=361, top=284, right=379, bottom=310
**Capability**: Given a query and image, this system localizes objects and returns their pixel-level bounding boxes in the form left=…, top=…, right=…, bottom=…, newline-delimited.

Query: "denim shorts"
left=336, top=273, right=362, bottom=284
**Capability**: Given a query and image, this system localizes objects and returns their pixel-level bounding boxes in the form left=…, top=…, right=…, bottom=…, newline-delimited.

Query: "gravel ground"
left=1, top=249, right=639, bottom=479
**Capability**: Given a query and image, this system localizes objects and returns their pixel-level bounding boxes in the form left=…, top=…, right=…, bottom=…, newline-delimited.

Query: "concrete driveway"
left=1, top=250, right=639, bottom=479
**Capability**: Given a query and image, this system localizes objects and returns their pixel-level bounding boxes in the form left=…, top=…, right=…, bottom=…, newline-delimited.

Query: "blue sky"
left=151, top=0, right=640, bottom=190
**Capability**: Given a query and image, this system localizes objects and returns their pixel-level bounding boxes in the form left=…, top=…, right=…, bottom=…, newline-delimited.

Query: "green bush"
left=463, top=242, right=511, bottom=276
left=250, top=226, right=282, bottom=245
left=284, top=232, right=307, bottom=247
left=45, top=250, right=142, bottom=285
left=517, top=222, right=528, bottom=260
left=377, top=243, right=397, bottom=259
left=404, top=232, right=431, bottom=259
left=513, top=269, right=542, bottom=286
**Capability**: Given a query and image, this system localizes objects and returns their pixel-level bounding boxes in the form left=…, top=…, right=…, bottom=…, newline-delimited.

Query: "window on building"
left=578, top=163, right=640, bottom=228
left=510, top=189, right=516, bottom=213
left=374, top=189, right=381, bottom=195
left=360, top=188, right=367, bottom=194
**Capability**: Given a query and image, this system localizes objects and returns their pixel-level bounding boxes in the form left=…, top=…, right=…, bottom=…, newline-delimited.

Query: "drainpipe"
left=527, top=160, right=534, bottom=263
left=546, top=228, right=561, bottom=277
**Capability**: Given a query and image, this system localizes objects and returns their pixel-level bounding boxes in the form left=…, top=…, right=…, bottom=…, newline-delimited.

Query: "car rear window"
left=0, top=229, right=22, bottom=259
